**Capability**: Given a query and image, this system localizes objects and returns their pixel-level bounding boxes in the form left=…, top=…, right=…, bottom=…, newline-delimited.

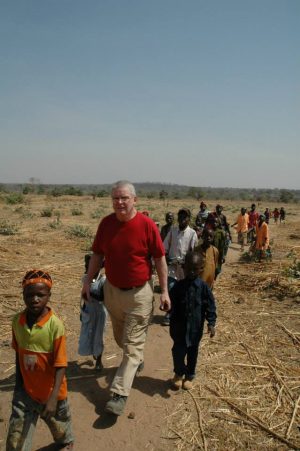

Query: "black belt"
left=118, top=283, right=146, bottom=291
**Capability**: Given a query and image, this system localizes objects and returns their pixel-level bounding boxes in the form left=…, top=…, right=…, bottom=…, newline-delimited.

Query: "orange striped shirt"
left=12, top=308, right=67, bottom=403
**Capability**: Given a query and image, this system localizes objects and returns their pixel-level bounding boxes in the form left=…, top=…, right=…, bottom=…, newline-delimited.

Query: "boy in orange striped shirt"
left=6, top=270, right=74, bottom=451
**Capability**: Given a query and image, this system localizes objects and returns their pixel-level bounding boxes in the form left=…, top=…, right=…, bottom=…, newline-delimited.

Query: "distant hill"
left=0, top=182, right=299, bottom=203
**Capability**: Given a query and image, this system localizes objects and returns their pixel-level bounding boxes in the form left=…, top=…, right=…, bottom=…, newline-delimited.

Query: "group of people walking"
left=6, top=182, right=280, bottom=450
left=232, top=203, right=272, bottom=260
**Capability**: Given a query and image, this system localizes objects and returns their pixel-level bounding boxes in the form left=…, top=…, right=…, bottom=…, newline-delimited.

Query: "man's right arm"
left=81, top=252, right=104, bottom=301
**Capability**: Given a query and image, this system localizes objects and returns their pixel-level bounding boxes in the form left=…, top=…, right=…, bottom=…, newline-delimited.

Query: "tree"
left=187, top=187, right=205, bottom=200
left=159, top=190, right=168, bottom=200
left=279, top=190, right=294, bottom=203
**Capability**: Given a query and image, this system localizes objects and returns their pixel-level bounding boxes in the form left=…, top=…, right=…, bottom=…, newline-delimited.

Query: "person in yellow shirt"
left=231, top=208, right=249, bottom=252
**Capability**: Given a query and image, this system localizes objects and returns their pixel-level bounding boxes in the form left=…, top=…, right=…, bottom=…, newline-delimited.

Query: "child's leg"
left=6, top=389, right=39, bottom=451
left=186, top=344, right=200, bottom=380
left=172, top=341, right=187, bottom=377
left=44, top=398, right=74, bottom=447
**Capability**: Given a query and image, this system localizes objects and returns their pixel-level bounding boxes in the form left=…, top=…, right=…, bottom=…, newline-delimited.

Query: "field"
left=0, top=194, right=299, bottom=450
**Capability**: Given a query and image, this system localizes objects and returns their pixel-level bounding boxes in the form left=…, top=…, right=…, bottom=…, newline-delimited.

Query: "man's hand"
left=41, top=393, right=58, bottom=420
left=160, top=292, right=171, bottom=312
left=81, top=280, right=91, bottom=303
left=208, top=325, right=215, bottom=338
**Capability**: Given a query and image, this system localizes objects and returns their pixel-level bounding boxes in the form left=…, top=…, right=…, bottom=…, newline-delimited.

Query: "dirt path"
left=1, top=208, right=299, bottom=450
left=40, top=246, right=242, bottom=451
left=0, top=244, right=239, bottom=451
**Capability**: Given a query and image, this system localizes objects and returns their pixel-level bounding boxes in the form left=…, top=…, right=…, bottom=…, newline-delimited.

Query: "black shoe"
left=95, top=355, right=103, bottom=371
left=162, top=312, right=170, bottom=326
left=105, top=393, right=127, bottom=416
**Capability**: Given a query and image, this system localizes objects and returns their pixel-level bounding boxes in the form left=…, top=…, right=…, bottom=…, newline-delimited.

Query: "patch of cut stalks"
left=164, top=249, right=300, bottom=450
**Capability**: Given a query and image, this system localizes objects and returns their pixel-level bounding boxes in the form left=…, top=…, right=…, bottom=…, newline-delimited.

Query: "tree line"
left=0, top=182, right=298, bottom=203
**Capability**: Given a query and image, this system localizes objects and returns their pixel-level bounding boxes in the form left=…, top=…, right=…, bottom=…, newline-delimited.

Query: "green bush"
left=5, top=193, right=24, bottom=205
left=48, top=219, right=61, bottom=229
left=91, top=208, right=104, bottom=219
left=66, top=225, right=92, bottom=239
left=0, top=220, right=18, bottom=235
left=284, top=260, right=300, bottom=279
left=71, top=208, right=83, bottom=216
left=53, top=210, right=61, bottom=219
left=82, top=238, right=93, bottom=251
left=41, top=208, right=53, bottom=217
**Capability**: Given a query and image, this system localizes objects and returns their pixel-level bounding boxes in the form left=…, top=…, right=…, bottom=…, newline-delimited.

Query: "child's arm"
left=42, top=367, right=66, bottom=419
left=82, top=252, right=104, bottom=301
left=15, top=353, right=24, bottom=388
left=204, top=285, right=217, bottom=338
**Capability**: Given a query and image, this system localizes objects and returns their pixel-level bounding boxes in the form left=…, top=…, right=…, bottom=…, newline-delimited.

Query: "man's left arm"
left=154, top=256, right=171, bottom=311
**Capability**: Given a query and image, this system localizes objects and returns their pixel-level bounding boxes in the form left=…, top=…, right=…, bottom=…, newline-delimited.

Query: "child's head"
left=165, top=212, right=174, bottom=225
left=184, top=251, right=201, bottom=280
left=178, top=208, right=191, bottom=230
left=251, top=203, right=256, bottom=211
left=22, top=269, right=52, bottom=317
left=241, top=207, right=247, bottom=215
left=202, top=228, right=214, bottom=247
left=200, top=201, right=207, bottom=211
left=216, top=204, right=223, bottom=215
left=194, top=226, right=202, bottom=239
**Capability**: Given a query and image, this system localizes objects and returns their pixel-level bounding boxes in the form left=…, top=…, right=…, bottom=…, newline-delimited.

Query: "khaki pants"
left=104, top=279, right=154, bottom=396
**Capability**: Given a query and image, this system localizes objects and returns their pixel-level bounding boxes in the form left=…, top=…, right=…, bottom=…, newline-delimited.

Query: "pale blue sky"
left=1, top=0, right=299, bottom=189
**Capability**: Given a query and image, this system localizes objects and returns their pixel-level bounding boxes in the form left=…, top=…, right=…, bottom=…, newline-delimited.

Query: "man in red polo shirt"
left=82, top=180, right=170, bottom=416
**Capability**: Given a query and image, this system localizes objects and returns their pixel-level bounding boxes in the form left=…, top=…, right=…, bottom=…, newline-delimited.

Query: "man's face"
left=216, top=206, right=223, bottom=215
left=112, top=187, right=137, bottom=221
left=178, top=212, right=189, bottom=230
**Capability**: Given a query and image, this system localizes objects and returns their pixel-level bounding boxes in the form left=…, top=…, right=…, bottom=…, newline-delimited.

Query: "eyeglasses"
left=112, top=196, right=132, bottom=202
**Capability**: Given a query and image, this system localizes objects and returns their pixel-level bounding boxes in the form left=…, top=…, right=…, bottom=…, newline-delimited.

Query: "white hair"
left=111, top=180, right=136, bottom=197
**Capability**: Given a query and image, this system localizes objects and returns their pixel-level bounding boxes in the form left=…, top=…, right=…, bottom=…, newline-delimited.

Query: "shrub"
left=50, top=187, right=63, bottom=197
left=284, top=260, right=300, bottom=279
left=41, top=208, right=53, bottom=217
left=53, top=210, right=61, bottom=220
left=5, top=193, right=24, bottom=205
left=66, top=225, right=92, bottom=239
left=82, top=238, right=93, bottom=251
left=96, top=190, right=108, bottom=198
left=48, top=219, right=61, bottom=229
left=91, top=208, right=104, bottom=219
left=0, top=220, right=18, bottom=235
left=22, top=185, right=34, bottom=194
left=71, top=208, right=83, bottom=216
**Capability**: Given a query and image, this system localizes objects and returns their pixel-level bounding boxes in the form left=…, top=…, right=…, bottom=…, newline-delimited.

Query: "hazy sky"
left=1, top=1, right=299, bottom=189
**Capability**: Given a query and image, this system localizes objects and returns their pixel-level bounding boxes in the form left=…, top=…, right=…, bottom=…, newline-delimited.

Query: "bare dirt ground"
left=0, top=195, right=299, bottom=450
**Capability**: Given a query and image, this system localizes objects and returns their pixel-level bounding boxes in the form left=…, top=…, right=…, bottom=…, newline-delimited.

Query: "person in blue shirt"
left=169, top=251, right=217, bottom=390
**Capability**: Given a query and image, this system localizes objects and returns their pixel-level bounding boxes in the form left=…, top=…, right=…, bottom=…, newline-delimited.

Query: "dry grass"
left=0, top=194, right=299, bottom=450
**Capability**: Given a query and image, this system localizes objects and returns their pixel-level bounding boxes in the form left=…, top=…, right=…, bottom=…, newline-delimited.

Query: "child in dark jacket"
left=169, top=251, right=217, bottom=390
